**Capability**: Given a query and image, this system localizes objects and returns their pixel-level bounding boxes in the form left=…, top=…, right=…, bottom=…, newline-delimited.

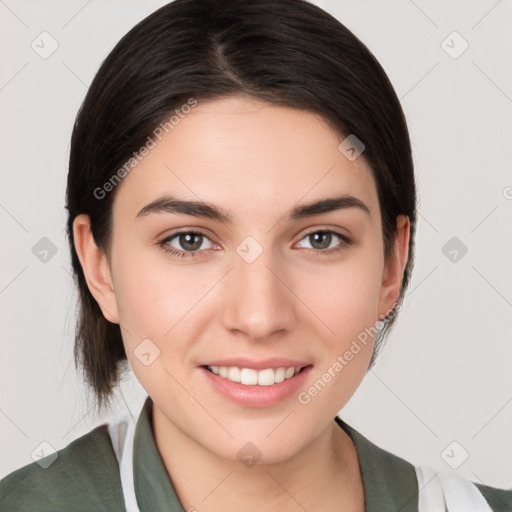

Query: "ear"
left=73, top=214, right=120, bottom=324
left=378, top=215, right=410, bottom=319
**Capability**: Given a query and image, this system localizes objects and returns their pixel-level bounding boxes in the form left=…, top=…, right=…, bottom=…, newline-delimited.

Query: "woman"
left=1, top=0, right=510, bottom=510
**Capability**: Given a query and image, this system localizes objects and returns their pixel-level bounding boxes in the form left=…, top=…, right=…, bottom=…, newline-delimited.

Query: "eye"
left=295, top=229, right=351, bottom=255
left=159, top=231, right=216, bottom=258
left=159, top=228, right=351, bottom=259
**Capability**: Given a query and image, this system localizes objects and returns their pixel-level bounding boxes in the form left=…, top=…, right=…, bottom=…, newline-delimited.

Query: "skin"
left=74, top=96, right=410, bottom=511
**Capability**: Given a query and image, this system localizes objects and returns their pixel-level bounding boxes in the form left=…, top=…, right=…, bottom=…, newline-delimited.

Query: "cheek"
left=300, top=249, right=383, bottom=343
left=293, top=244, right=383, bottom=411
left=297, top=263, right=381, bottom=420
left=110, top=242, right=209, bottom=347
left=111, top=253, right=209, bottom=399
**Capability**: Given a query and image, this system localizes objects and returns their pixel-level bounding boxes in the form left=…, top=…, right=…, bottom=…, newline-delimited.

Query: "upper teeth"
left=207, top=366, right=299, bottom=386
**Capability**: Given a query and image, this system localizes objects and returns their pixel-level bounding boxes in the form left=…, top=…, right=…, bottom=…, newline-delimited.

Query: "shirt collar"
left=133, top=398, right=185, bottom=511
left=334, top=416, right=419, bottom=512
left=133, top=398, right=418, bottom=512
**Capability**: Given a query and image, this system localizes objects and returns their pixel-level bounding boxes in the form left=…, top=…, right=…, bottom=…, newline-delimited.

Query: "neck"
left=152, top=406, right=365, bottom=512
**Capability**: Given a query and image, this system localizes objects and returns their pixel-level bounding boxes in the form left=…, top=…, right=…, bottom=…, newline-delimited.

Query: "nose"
left=220, top=250, right=297, bottom=341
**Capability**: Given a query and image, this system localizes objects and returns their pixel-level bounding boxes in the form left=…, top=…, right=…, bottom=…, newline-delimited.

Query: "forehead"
left=112, top=96, right=378, bottom=222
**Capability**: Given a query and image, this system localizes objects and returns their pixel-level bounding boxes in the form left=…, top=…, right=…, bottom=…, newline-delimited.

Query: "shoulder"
left=0, top=424, right=125, bottom=512
left=336, top=417, right=419, bottom=511
left=336, top=417, right=512, bottom=512
left=476, top=482, right=512, bottom=512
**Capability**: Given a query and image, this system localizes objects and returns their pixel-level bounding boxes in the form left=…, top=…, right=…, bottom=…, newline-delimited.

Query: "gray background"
left=1, top=0, right=511, bottom=488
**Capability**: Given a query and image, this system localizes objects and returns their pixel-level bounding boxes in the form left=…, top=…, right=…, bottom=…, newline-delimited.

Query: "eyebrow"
left=135, top=194, right=370, bottom=222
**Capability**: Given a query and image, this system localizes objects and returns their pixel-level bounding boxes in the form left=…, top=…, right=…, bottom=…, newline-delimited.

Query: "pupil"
left=180, top=233, right=202, bottom=251
left=310, top=232, right=331, bottom=250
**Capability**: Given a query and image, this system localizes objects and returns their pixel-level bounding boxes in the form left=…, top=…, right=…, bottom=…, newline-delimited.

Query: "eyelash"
left=159, top=228, right=352, bottom=259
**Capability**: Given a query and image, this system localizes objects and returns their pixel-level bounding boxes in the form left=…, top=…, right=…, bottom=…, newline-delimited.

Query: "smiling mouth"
left=204, top=365, right=310, bottom=386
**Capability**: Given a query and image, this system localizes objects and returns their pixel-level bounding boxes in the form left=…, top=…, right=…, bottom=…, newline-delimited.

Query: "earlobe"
left=378, top=215, right=410, bottom=319
left=72, top=214, right=120, bottom=324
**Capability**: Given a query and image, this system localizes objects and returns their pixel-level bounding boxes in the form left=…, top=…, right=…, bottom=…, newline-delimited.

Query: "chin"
left=203, top=429, right=311, bottom=467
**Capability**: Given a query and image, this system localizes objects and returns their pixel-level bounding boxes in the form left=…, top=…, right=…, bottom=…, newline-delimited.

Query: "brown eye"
left=177, top=233, right=204, bottom=251
left=160, top=231, right=215, bottom=257
left=308, top=232, right=333, bottom=250
left=296, top=230, right=352, bottom=254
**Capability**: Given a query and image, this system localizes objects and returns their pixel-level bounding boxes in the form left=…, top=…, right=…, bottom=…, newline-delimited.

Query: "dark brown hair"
left=66, top=0, right=417, bottom=406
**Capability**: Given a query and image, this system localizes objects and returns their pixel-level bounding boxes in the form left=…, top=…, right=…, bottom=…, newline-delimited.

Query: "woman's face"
left=96, top=96, right=407, bottom=463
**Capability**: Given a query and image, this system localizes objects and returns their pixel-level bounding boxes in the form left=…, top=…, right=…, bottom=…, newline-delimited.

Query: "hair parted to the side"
left=65, top=0, right=417, bottom=407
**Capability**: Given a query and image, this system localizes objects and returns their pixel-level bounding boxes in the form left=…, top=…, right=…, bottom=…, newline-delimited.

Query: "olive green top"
left=1, top=398, right=511, bottom=511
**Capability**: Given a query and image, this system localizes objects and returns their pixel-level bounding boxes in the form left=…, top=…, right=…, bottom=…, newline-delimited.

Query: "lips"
left=199, top=358, right=313, bottom=407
